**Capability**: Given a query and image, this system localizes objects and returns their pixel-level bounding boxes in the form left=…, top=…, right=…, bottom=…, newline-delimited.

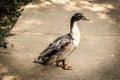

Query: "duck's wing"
left=34, top=34, right=75, bottom=65
left=38, top=34, right=71, bottom=58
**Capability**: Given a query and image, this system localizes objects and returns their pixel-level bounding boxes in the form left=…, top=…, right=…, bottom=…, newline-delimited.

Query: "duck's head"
left=71, top=13, right=89, bottom=22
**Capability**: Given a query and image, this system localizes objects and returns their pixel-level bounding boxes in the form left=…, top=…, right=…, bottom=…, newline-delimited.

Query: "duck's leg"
left=56, top=61, right=64, bottom=68
left=62, top=60, right=73, bottom=70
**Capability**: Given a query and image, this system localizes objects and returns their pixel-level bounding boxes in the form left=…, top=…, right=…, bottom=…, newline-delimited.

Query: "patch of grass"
left=0, top=0, right=32, bottom=48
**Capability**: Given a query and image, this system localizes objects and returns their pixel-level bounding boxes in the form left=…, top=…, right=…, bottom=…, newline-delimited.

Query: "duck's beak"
left=82, top=16, right=90, bottom=21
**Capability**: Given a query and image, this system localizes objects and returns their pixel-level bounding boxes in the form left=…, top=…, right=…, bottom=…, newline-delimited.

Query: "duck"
left=33, top=13, right=89, bottom=70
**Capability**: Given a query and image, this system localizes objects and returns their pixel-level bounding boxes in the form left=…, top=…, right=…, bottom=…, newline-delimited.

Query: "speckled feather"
left=36, top=33, right=76, bottom=65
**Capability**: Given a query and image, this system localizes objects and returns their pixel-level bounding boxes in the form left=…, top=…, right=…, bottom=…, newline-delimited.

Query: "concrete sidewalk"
left=0, top=0, right=120, bottom=80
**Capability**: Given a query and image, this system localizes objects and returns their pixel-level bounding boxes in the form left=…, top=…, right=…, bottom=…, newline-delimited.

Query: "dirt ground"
left=0, top=0, right=120, bottom=80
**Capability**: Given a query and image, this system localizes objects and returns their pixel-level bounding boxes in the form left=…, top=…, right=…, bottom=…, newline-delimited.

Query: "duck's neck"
left=70, top=21, right=80, bottom=46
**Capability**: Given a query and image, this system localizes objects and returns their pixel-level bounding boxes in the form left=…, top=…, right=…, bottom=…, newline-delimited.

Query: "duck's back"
left=35, top=33, right=76, bottom=65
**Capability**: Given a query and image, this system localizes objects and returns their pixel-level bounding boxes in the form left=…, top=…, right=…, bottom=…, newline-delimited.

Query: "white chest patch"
left=71, top=22, right=80, bottom=47
left=72, top=38, right=80, bottom=47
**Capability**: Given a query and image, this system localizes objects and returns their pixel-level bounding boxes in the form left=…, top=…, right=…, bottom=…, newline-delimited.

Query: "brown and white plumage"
left=36, top=33, right=76, bottom=65
left=33, top=13, right=89, bottom=70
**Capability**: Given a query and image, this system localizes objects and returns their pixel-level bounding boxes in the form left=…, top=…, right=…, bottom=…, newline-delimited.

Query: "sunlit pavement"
left=0, top=0, right=120, bottom=80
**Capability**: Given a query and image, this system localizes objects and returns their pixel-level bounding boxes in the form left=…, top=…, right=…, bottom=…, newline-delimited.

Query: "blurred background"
left=0, top=0, right=120, bottom=80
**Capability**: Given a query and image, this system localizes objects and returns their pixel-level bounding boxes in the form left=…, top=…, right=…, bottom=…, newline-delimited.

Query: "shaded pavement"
left=0, top=0, right=120, bottom=80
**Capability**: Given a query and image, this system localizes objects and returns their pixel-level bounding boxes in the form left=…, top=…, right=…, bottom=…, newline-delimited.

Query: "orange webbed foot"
left=62, top=64, right=73, bottom=70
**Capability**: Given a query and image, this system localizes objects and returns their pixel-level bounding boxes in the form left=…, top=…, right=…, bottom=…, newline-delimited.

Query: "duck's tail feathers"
left=33, top=58, right=44, bottom=64
left=33, top=57, right=49, bottom=65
